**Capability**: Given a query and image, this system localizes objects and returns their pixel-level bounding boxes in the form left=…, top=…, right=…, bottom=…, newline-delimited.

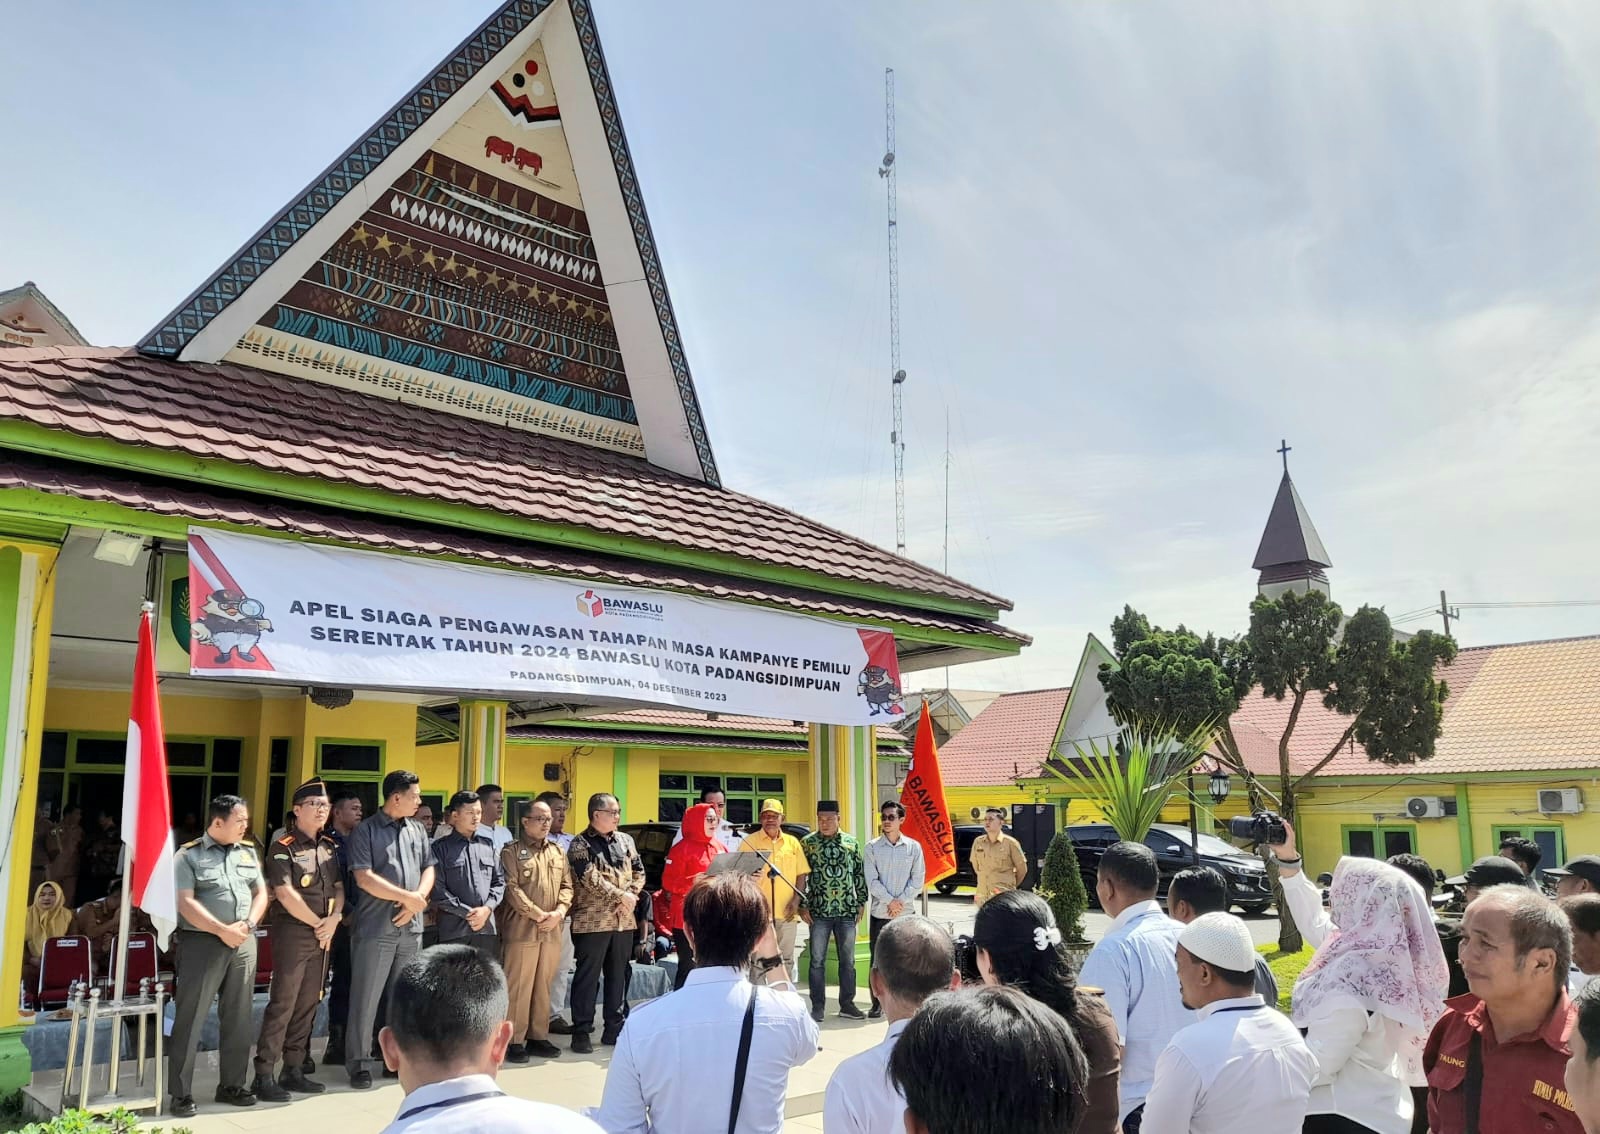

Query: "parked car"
left=621, top=820, right=811, bottom=892
left=932, top=824, right=1016, bottom=895
left=1065, top=822, right=1274, bottom=915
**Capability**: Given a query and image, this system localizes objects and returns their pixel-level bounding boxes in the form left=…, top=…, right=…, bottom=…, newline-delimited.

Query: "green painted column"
left=457, top=699, right=508, bottom=789
left=612, top=748, right=630, bottom=819
left=1455, top=780, right=1475, bottom=875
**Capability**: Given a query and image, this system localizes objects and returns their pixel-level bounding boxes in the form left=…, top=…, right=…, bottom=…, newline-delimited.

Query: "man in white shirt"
left=473, top=784, right=515, bottom=853
left=377, top=942, right=600, bottom=1134
left=863, top=801, right=925, bottom=1019
left=594, top=872, right=818, bottom=1134
left=1079, top=841, right=1194, bottom=1133
left=823, top=916, right=956, bottom=1133
left=670, top=787, right=741, bottom=850
left=1139, top=913, right=1315, bottom=1134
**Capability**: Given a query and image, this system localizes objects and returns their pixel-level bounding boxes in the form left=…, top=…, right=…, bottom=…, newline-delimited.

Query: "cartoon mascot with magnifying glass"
left=191, top=587, right=274, bottom=664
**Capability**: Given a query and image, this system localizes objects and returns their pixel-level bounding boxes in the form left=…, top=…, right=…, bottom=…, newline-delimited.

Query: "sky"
left=4, top=1, right=1600, bottom=692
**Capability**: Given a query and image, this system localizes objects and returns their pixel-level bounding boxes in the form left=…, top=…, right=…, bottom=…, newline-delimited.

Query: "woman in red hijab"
left=660, top=803, right=728, bottom=989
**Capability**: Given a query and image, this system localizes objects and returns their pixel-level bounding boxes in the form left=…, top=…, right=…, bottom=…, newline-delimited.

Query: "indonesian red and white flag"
left=122, top=602, right=176, bottom=949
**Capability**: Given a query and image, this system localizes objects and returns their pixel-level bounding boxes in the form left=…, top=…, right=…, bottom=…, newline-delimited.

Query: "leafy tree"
left=1039, top=831, right=1089, bottom=944
left=1099, top=606, right=1254, bottom=771
left=1247, top=591, right=1458, bottom=949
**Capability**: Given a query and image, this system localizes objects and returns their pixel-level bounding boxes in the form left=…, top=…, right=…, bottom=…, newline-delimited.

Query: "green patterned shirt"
left=800, top=830, right=868, bottom=919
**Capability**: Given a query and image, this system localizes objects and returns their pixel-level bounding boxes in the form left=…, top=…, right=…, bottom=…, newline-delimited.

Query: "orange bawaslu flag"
left=900, top=699, right=957, bottom=885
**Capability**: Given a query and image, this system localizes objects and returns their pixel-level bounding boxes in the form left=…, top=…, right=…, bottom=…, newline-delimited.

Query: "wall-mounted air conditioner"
left=1539, top=788, right=1584, bottom=815
left=1406, top=796, right=1448, bottom=819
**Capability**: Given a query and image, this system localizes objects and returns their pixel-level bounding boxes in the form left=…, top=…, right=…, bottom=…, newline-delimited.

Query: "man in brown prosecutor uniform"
left=253, top=779, right=344, bottom=1102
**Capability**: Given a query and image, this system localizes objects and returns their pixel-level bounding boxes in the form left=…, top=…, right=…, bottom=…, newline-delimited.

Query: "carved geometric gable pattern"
left=138, top=0, right=718, bottom=483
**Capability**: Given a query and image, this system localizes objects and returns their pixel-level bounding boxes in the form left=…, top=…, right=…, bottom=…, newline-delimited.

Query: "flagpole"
left=112, top=843, right=134, bottom=1005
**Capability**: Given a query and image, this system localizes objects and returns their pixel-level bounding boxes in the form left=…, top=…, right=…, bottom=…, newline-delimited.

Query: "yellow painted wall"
left=1, top=544, right=57, bottom=1033
left=1296, top=775, right=1600, bottom=877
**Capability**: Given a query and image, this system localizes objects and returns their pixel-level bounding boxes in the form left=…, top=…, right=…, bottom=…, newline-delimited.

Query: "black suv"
left=1066, top=822, right=1273, bottom=914
left=621, top=821, right=812, bottom=892
left=932, top=824, right=1017, bottom=895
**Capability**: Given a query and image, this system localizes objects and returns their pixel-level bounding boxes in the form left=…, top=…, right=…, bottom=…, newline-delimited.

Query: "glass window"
left=211, top=738, right=243, bottom=773
left=659, top=797, right=687, bottom=823
left=658, top=773, right=688, bottom=793
left=75, top=737, right=127, bottom=766
left=726, top=776, right=753, bottom=793
left=165, top=742, right=208, bottom=768
left=725, top=798, right=753, bottom=825
left=692, top=775, right=721, bottom=794
left=1347, top=830, right=1376, bottom=858
left=1344, top=825, right=1415, bottom=859
left=757, top=777, right=784, bottom=795
left=210, top=775, right=240, bottom=799
left=269, top=738, right=290, bottom=775
left=41, top=731, right=67, bottom=770
left=1383, top=830, right=1414, bottom=857
left=319, top=743, right=382, bottom=773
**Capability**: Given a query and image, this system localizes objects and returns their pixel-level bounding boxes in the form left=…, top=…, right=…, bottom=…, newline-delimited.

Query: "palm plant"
left=1046, top=721, right=1217, bottom=841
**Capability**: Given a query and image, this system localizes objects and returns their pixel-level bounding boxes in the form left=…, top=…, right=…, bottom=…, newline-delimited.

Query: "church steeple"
left=1252, top=442, right=1332, bottom=599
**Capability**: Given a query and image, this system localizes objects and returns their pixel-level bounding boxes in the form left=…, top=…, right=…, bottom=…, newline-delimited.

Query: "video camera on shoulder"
left=1227, top=809, right=1288, bottom=847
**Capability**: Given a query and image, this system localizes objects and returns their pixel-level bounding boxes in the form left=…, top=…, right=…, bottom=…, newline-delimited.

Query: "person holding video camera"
left=1267, top=819, right=1449, bottom=1134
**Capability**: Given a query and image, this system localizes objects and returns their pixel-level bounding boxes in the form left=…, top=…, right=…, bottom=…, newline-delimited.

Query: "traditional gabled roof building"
left=0, top=1, right=1025, bottom=1083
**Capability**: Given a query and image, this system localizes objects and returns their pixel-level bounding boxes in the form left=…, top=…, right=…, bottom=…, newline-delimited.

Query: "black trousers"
left=572, top=929, right=632, bottom=1037
left=1304, top=1116, right=1381, bottom=1134
left=868, top=916, right=889, bottom=1008
left=327, top=922, right=352, bottom=1034
left=672, top=929, right=695, bottom=991
left=1409, top=1085, right=1428, bottom=1134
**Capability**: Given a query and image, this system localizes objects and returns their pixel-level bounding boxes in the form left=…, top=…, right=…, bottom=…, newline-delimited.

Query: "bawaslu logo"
left=574, top=587, right=665, bottom=622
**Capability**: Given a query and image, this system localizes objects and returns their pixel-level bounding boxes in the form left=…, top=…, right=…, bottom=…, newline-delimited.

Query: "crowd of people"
left=31, top=775, right=1600, bottom=1134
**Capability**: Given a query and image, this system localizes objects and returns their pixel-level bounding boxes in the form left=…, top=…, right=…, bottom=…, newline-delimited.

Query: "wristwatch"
left=245, top=919, right=259, bottom=932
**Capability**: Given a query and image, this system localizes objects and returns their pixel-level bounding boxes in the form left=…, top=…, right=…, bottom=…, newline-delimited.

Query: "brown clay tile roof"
left=0, top=347, right=1010, bottom=612
left=1308, top=636, right=1600, bottom=776
left=938, top=687, right=1072, bottom=787
left=0, top=455, right=1024, bottom=644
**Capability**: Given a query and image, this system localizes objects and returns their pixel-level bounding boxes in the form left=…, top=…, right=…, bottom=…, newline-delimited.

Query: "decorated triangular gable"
left=138, top=0, right=717, bottom=483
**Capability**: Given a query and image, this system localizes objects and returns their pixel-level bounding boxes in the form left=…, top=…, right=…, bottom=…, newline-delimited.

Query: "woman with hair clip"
left=972, top=889, right=1121, bottom=1134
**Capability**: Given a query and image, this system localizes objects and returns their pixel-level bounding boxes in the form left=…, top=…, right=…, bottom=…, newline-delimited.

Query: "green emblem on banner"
left=169, top=576, right=190, bottom=654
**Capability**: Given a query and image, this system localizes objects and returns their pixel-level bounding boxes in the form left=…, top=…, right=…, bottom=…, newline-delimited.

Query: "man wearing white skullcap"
left=1137, top=912, right=1317, bottom=1134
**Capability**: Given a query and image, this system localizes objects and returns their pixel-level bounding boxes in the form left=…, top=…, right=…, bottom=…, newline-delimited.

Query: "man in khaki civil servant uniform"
left=253, top=779, right=344, bottom=1102
left=969, top=807, right=1027, bottom=906
left=170, top=794, right=270, bottom=1118
left=499, top=799, right=573, bottom=1062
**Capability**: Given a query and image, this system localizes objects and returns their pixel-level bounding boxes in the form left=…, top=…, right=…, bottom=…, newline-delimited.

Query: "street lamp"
left=1208, top=768, right=1232, bottom=806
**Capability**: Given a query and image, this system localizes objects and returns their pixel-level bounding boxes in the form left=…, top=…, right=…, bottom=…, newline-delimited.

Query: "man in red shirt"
left=1426, top=884, right=1584, bottom=1133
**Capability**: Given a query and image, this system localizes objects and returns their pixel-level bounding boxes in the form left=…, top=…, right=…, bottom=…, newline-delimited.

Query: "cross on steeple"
left=1278, top=439, right=1292, bottom=473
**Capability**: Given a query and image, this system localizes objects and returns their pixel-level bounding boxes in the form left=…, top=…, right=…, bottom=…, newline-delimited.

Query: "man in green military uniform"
left=170, top=794, right=270, bottom=1118
left=253, top=779, right=344, bottom=1102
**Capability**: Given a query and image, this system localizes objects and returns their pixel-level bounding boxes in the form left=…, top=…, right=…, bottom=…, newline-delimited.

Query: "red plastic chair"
left=115, top=931, right=158, bottom=996
left=254, top=928, right=273, bottom=991
left=37, top=935, right=92, bottom=1009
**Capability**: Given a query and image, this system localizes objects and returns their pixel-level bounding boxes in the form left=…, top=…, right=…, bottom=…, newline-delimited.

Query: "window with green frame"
left=39, top=730, right=246, bottom=835
left=657, top=772, right=785, bottom=825
left=1492, top=825, right=1565, bottom=881
left=1342, top=824, right=1417, bottom=859
left=316, top=738, right=386, bottom=818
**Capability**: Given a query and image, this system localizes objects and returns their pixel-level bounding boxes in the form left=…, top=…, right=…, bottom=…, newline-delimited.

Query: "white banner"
left=185, top=528, right=908, bottom=726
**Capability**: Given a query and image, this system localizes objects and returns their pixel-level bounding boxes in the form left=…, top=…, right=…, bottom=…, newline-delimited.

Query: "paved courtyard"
left=23, top=892, right=1280, bottom=1132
